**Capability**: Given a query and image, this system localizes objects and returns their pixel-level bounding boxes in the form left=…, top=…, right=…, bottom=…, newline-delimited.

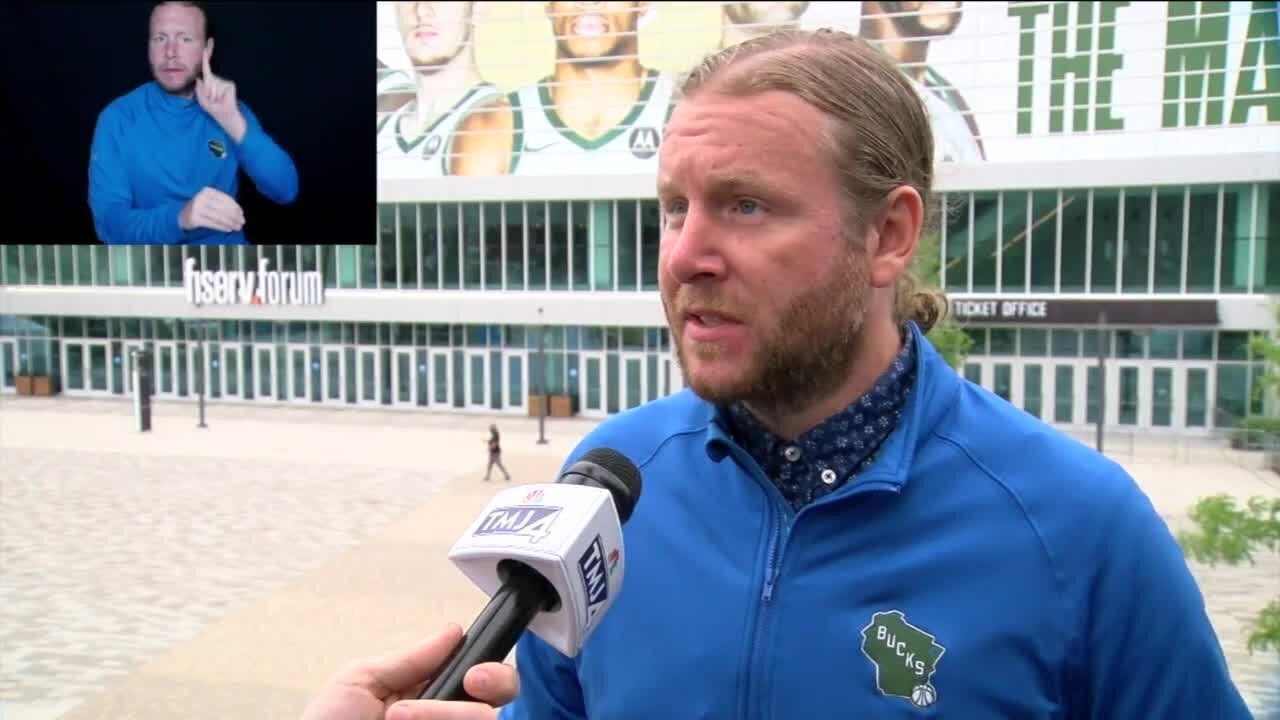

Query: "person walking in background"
left=484, top=424, right=510, bottom=482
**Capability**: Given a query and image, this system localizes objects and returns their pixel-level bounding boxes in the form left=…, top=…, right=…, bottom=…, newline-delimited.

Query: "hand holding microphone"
left=298, top=624, right=517, bottom=720
left=418, top=447, right=643, bottom=701
left=300, top=447, right=642, bottom=719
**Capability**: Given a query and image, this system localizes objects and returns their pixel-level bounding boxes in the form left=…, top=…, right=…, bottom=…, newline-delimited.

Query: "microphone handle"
left=418, top=560, right=559, bottom=701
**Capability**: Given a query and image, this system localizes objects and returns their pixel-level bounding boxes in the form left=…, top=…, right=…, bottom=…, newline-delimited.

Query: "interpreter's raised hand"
left=196, top=39, right=248, bottom=142
left=195, top=39, right=237, bottom=121
left=299, top=624, right=520, bottom=720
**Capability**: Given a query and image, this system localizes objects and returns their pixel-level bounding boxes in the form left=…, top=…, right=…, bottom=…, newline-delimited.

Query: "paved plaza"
left=1, top=395, right=1278, bottom=719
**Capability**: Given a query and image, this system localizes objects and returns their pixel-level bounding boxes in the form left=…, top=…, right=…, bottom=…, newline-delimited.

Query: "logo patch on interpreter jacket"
left=860, top=610, right=946, bottom=709
left=208, top=139, right=226, bottom=159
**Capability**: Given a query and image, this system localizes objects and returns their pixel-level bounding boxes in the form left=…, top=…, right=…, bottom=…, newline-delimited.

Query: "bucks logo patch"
left=860, top=610, right=945, bottom=709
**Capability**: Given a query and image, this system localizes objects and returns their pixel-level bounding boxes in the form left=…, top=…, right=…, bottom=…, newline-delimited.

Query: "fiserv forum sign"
left=184, top=258, right=324, bottom=307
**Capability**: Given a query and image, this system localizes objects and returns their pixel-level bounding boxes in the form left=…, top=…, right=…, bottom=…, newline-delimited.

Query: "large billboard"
left=376, top=1, right=1279, bottom=179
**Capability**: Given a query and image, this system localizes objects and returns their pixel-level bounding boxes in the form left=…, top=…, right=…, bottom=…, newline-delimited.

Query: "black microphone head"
left=558, top=447, right=643, bottom=524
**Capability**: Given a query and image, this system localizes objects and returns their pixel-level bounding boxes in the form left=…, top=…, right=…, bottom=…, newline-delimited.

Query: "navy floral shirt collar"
left=722, top=328, right=917, bottom=511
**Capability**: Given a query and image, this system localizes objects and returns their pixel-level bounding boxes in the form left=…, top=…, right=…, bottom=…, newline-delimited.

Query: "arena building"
left=2, top=1, right=1277, bottom=437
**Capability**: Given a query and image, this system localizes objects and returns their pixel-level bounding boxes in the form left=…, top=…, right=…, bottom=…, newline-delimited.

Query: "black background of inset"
left=0, top=0, right=376, bottom=246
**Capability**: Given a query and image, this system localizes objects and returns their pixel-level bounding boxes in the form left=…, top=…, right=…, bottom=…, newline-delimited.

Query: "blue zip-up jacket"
left=88, top=81, right=298, bottom=245
left=501, top=322, right=1251, bottom=719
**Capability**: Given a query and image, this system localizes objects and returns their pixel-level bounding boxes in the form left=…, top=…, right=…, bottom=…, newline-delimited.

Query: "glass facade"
left=0, top=198, right=666, bottom=292
left=1, top=183, right=1274, bottom=295
left=0, top=315, right=675, bottom=418
left=942, top=183, right=1278, bottom=295
left=959, top=326, right=1267, bottom=431
left=1, top=182, right=1276, bottom=430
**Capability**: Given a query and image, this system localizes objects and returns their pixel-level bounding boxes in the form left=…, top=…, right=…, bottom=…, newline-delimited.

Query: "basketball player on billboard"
left=718, top=2, right=811, bottom=49
left=448, top=1, right=673, bottom=176
left=376, top=2, right=501, bottom=177
left=860, top=0, right=986, bottom=162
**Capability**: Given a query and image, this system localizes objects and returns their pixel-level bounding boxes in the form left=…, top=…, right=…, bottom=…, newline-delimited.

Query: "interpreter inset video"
left=0, top=0, right=375, bottom=246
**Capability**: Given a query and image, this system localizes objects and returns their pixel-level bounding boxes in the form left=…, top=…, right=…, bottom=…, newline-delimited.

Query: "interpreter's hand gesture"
left=196, top=39, right=236, bottom=119
left=196, top=39, right=247, bottom=142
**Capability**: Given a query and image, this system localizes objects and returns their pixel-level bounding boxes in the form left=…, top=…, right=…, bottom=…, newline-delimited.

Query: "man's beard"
left=668, top=247, right=871, bottom=416
left=154, top=68, right=196, bottom=96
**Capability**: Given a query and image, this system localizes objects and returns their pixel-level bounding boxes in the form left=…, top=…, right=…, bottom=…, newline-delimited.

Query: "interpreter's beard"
left=153, top=65, right=197, bottom=96
left=669, top=247, right=871, bottom=416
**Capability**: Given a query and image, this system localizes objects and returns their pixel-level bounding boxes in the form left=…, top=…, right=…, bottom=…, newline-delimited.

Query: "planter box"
left=550, top=394, right=577, bottom=418
left=14, top=375, right=56, bottom=396
left=528, top=394, right=578, bottom=418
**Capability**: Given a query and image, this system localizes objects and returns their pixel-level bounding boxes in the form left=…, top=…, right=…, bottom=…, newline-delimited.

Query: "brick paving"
left=0, top=397, right=1277, bottom=719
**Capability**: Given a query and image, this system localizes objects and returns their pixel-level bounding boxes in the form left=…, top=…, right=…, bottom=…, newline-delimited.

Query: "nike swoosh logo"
left=524, top=142, right=556, bottom=153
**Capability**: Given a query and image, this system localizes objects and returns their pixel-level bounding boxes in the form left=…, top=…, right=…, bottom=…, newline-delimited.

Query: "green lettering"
left=1230, top=1, right=1280, bottom=124
left=1162, top=1, right=1230, bottom=127
left=1094, top=2, right=1128, bottom=130
left=1009, top=2, right=1053, bottom=134
left=1050, top=2, right=1093, bottom=133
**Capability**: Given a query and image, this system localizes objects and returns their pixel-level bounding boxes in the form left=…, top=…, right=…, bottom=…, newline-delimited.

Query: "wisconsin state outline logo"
left=860, top=610, right=946, bottom=709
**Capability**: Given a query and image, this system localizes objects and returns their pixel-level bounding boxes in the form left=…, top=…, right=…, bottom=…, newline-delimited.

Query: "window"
left=1259, top=183, right=1280, bottom=292
left=464, top=203, right=482, bottom=289
left=527, top=202, right=546, bottom=290
left=1218, top=331, right=1250, bottom=361
left=999, top=191, right=1028, bottom=292
left=420, top=203, right=440, bottom=289
left=1023, top=365, right=1043, bottom=418
left=1221, top=184, right=1252, bottom=293
left=1121, top=187, right=1151, bottom=293
left=1186, top=185, right=1218, bottom=292
left=616, top=200, right=639, bottom=291
left=1020, top=329, right=1048, bottom=356
left=378, top=205, right=396, bottom=287
left=400, top=204, right=419, bottom=289
left=1153, top=187, right=1184, bottom=292
left=1029, top=190, right=1058, bottom=292
left=1054, top=366, right=1074, bottom=423
left=964, top=327, right=987, bottom=355
left=591, top=200, right=613, bottom=290
left=1148, top=330, right=1178, bottom=359
left=1182, top=330, right=1213, bottom=359
left=640, top=200, right=661, bottom=290
left=441, top=202, right=461, bottom=289
left=1091, top=190, right=1120, bottom=292
left=504, top=202, right=522, bottom=290
left=484, top=203, right=503, bottom=290
left=1059, top=190, right=1088, bottom=291
left=1050, top=329, right=1078, bottom=357
left=549, top=202, right=569, bottom=290
left=971, top=192, right=998, bottom=291
left=572, top=201, right=590, bottom=290
left=944, top=193, right=970, bottom=292
left=989, top=329, right=1015, bottom=355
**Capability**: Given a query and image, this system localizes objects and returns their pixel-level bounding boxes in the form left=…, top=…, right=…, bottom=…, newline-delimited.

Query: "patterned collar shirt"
left=722, top=327, right=918, bottom=511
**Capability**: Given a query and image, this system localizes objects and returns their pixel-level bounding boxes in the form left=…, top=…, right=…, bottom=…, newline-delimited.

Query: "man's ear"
left=864, top=185, right=923, bottom=290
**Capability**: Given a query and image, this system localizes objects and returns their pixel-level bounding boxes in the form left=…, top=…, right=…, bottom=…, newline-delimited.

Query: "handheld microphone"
left=418, top=446, right=643, bottom=702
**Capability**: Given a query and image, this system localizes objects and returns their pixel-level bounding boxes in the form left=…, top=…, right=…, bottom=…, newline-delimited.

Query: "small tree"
left=911, top=229, right=973, bottom=369
left=1176, top=494, right=1280, bottom=654
left=1249, top=303, right=1280, bottom=414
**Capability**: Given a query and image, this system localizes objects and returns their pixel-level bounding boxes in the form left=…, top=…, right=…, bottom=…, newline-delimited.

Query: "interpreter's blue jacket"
left=501, top=321, right=1252, bottom=719
left=88, top=81, right=298, bottom=245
